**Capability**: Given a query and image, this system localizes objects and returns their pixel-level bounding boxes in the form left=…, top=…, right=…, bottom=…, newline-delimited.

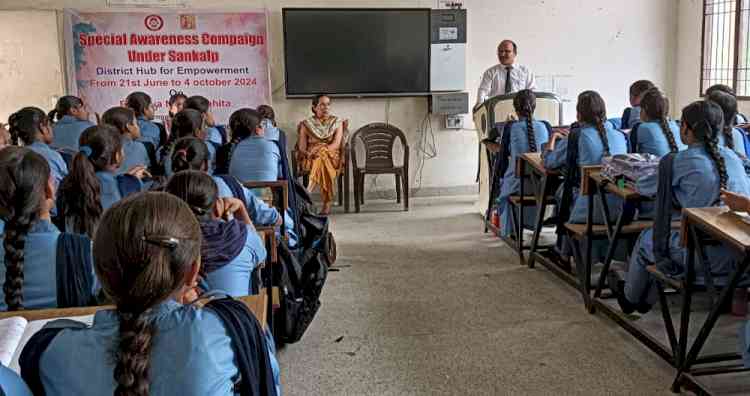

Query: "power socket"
left=446, top=114, right=463, bottom=129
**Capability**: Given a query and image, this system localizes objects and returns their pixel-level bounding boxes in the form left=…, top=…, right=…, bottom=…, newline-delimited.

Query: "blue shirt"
left=261, top=119, right=280, bottom=142
left=632, top=120, right=686, bottom=156
left=623, top=106, right=641, bottom=129
left=96, top=171, right=142, bottom=210
left=229, top=137, right=281, bottom=183
left=0, top=220, right=96, bottom=311
left=36, top=300, right=240, bottom=396
left=136, top=116, right=161, bottom=148
left=718, top=127, right=747, bottom=157
left=203, top=224, right=266, bottom=297
left=52, top=116, right=94, bottom=150
left=0, top=365, right=31, bottom=396
left=117, top=136, right=151, bottom=174
left=206, top=126, right=223, bottom=146
left=28, top=141, right=68, bottom=188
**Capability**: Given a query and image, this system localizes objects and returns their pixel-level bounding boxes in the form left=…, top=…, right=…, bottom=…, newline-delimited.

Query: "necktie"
left=504, top=66, right=513, bottom=94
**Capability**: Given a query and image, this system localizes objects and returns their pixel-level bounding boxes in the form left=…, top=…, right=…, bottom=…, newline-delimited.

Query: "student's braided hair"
left=219, top=108, right=261, bottom=173
left=641, top=88, right=679, bottom=153
left=0, top=147, right=50, bottom=310
left=171, top=137, right=210, bottom=174
left=49, top=96, right=84, bottom=122
left=513, top=89, right=538, bottom=152
left=8, top=107, right=48, bottom=146
left=577, top=91, right=610, bottom=156
left=58, top=125, right=121, bottom=238
left=160, top=109, right=204, bottom=165
left=682, top=100, right=728, bottom=189
left=94, top=192, right=200, bottom=396
left=125, top=92, right=152, bottom=118
left=707, top=90, right=738, bottom=151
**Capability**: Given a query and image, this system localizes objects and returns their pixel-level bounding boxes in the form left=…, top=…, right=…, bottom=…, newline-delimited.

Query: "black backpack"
left=273, top=241, right=328, bottom=344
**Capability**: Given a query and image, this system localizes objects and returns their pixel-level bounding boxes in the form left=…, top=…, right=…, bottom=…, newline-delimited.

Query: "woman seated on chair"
left=609, top=100, right=750, bottom=314
left=495, top=89, right=551, bottom=237
left=297, top=94, right=344, bottom=215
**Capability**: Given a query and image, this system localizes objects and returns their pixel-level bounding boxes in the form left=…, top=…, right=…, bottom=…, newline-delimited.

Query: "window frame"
left=700, top=0, right=747, bottom=99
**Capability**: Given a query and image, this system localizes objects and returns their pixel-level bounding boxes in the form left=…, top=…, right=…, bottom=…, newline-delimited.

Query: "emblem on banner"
left=180, top=14, right=196, bottom=30
left=144, top=15, right=164, bottom=31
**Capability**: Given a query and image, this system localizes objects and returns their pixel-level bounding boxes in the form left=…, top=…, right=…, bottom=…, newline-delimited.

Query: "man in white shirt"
left=476, top=40, right=536, bottom=105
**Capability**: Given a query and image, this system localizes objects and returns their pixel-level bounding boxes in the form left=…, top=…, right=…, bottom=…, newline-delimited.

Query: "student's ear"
left=185, top=259, right=201, bottom=288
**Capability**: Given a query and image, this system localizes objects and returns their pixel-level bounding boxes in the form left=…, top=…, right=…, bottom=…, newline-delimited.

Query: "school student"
left=630, top=88, right=686, bottom=156
left=609, top=100, right=750, bottom=314
left=166, top=91, right=188, bottom=133
left=170, top=137, right=297, bottom=245
left=49, top=96, right=94, bottom=150
left=166, top=170, right=266, bottom=297
left=101, top=107, right=152, bottom=174
left=126, top=91, right=161, bottom=148
left=217, top=108, right=281, bottom=183
left=0, top=147, right=97, bottom=311
left=620, top=80, right=655, bottom=130
left=57, top=126, right=148, bottom=234
left=185, top=95, right=223, bottom=146
left=258, top=104, right=280, bottom=142
left=19, top=192, right=279, bottom=396
left=494, top=89, right=551, bottom=236
left=161, top=109, right=216, bottom=176
left=8, top=107, right=68, bottom=188
left=706, top=84, right=749, bottom=125
left=544, top=90, right=629, bottom=224
left=707, top=90, right=748, bottom=157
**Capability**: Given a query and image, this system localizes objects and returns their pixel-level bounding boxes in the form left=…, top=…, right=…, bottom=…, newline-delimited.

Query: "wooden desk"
left=0, top=294, right=268, bottom=327
left=669, top=207, right=750, bottom=393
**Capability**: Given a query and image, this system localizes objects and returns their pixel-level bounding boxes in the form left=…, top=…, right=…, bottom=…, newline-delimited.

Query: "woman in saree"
left=297, top=94, right=344, bottom=215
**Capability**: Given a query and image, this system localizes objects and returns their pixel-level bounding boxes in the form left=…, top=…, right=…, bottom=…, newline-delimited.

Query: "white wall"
left=0, top=0, right=679, bottom=194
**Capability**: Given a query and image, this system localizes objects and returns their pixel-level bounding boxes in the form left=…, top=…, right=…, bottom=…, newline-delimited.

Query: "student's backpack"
left=274, top=240, right=327, bottom=345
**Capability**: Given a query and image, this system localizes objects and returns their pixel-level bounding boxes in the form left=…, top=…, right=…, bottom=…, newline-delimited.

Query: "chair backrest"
left=351, top=123, right=408, bottom=170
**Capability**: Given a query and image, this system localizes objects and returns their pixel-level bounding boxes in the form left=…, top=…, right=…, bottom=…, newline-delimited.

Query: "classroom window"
left=700, top=0, right=750, bottom=97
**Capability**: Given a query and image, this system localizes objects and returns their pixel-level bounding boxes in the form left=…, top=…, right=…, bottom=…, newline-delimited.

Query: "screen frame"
left=282, top=7, right=432, bottom=99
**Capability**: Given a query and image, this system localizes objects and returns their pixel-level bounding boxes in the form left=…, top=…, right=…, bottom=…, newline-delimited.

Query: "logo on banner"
left=144, top=15, right=164, bottom=31
left=180, top=14, right=196, bottom=30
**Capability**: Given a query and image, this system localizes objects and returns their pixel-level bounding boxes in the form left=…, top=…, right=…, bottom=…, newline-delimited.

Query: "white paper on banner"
left=64, top=10, right=271, bottom=125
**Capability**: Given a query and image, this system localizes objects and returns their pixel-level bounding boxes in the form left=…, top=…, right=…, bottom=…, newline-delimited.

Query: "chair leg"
left=403, top=170, right=409, bottom=211
left=354, top=172, right=361, bottom=213
left=395, top=174, right=402, bottom=203
left=359, top=174, right=365, bottom=205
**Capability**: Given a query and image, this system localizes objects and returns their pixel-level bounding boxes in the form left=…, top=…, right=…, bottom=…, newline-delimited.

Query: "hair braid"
left=705, top=135, right=729, bottom=190
left=3, top=212, right=33, bottom=310
left=659, top=117, right=679, bottom=153
left=723, top=125, right=735, bottom=151
left=594, top=118, right=610, bottom=156
left=113, top=311, right=155, bottom=396
left=525, top=117, right=537, bottom=153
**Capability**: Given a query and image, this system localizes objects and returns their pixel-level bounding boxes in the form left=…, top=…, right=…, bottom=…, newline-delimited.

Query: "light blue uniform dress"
left=0, top=220, right=97, bottom=311
left=229, top=137, right=281, bottom=183
left=52, top=116, right=94, bottom=150
left=27, top=142, right=68, bottom=188
left=543, top=122, right=629, bottom=223
left=136, top=116, right=161, bottom=148
left=34, top=300, right=240, bottom=396
left=96, top=171, right=142, bottom=210
left=631, top=121, right=687, bottom=156
left=213, top=176, right=299, bottom=247
left=261, top=119, right=280, bottom=142
left=624, top=106, right=642, bottom=130
left=202, top=222, right=266, bottom=298
left=625, top=145, right=750, bottom=306
left=164, top=143, right=216, bottom=177
left=206, top=126, right=223, bottom=146
left=718, top=127, right=748, bottom=157
left=0, top=365, right=31, bottom=396
left=117, top=136, right=151, bottom=174
left=496, top=119, right=550, bottom=236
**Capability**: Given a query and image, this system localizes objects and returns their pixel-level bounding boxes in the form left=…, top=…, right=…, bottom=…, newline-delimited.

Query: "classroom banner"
left=64, top=10, right=270, bottom=124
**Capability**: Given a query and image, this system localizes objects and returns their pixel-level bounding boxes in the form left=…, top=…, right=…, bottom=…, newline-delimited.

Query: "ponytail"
left=170, top=137, right=210, bottom=173
left=594, top=118, right=610, bottom=156
left=576, top=90, right=610, bottom=156
left=59, top=151, right=102, bottom=237
left=642, top=88, right=679, bottom=153
left=659, top=117, right=679, bottom=153
left=705, top=135, right=729, bottom=190
left=682, top=100, right=729, bottom=190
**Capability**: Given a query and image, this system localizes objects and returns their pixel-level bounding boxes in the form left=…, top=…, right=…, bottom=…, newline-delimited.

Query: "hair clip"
left=79, top=145, right=93, bottom=158
left=141, top=235, right=180, bottom=250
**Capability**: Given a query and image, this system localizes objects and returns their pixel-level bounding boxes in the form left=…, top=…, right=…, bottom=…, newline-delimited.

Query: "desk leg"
left=671, top=233, right=750, bottom=391
left=527, top=174, right=549, bottom=269
left=593, top=201, right=635, bottom=299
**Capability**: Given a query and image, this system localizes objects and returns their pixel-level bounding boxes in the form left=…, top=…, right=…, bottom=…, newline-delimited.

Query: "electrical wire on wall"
left=412, top=111, right=437, bottom=194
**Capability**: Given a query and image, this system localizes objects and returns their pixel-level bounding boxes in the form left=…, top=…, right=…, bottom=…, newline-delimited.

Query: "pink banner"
left=66, top=11, right=270, bottom=124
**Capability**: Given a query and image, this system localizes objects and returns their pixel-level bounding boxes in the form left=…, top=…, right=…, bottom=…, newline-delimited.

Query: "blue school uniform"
left=136, top=116, right=161, bottom=148
left=262, top=119, right=280, bottom=142
left=717, top=127, right=748, bottom=157
left=206, top=126, right=223, bottom=146
left=51, top=116, right=94, bottom=150
left=496, top=119, right=550, bottom=236
left=630, top=120, right=686, bottom=156
left=625, top=145, right=750, bottom=306
left=0, top=365, right=31, bottom=396
left=96, top=171, right=142, bottom=210
left=117, top=136, right=151, bottom=174
left=27, top=142, right=68, bottom=188
left=543, top=122, right=629, bottom=223
left=228, top=137, right=281, bottom=183
left=621, top=106, right=642, bottom=130
left=202, top=222, right=266, bottom=298
left=0, top=220, right=97, bottom=311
